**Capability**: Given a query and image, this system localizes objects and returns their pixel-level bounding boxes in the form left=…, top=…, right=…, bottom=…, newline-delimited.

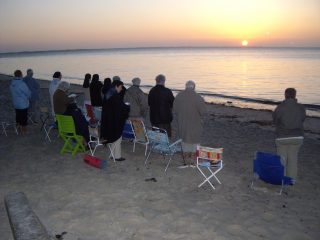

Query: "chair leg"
left=144, top=144, right=148, bottom=156
left=133, top=141, right=136, bottom=153
left=209, top=166, right=223, bottom=184
left=144, top=147, right=153, bottom=166
left=108, top=144, right=116, bottom=162
left=61, top=139, right=73, bottom=154
left=164, top=156, right=172, bottom=172
left=1, top=122, right=7, bottom=136
left=197, top=166, right=216, bottom=190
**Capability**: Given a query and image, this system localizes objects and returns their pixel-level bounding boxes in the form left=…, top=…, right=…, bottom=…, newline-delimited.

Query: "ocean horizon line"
left=1, top=46, right=320, bottom=56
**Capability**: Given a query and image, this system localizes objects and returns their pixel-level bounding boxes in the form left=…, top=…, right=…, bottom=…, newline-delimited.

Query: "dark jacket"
left=100, top=88, right=130, bottom=143
left=273, top=98, right=306, bottom=138
left=148, top=85, right=174, bottom=125
left=65, top=103, right=90, bottom=143
left=90, top=80, right=103, bottom=106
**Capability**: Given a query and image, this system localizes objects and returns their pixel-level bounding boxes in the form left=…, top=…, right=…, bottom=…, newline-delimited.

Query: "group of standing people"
left=9, top=69, right=306, bottom=183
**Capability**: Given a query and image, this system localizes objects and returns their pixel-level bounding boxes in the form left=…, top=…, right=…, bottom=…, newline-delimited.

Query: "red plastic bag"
left=83, top=154, right=107, bottom=169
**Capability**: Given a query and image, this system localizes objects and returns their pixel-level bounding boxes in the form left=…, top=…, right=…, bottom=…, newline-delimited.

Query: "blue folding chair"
left=122, top=120, right=135, bottom=140
left=145, top=127, right=182, bottom=172
left=251, top=151, right=293, bottom=195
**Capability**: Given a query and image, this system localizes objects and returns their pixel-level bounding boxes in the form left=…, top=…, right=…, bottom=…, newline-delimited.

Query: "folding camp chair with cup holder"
left=56, top=114, right=86, bottom=156
left=251, top=151, right=293, bottom=195
left=196, top=145, right=223, bottom=190
left=145, top=127, right=182, bottom=172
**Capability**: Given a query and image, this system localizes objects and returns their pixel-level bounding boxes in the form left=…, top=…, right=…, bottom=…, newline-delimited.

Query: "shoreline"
left=1, top=73, right=319, bottom=137
left=1, top=73, right=319, bottom=119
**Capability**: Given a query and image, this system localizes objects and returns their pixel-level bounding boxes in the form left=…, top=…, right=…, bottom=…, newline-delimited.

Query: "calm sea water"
left=1, top=47, right=319, bottom=115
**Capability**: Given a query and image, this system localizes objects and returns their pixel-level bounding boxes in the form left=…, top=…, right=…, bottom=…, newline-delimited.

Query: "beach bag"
left=83, top=154, right=107, bottom=169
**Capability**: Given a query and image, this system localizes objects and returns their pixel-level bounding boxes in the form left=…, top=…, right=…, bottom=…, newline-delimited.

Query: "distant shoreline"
left=1, top=46, right=320, bottom=56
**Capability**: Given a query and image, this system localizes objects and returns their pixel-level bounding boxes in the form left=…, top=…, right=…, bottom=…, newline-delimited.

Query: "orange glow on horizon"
left=0, top=0, right=319, bottom=52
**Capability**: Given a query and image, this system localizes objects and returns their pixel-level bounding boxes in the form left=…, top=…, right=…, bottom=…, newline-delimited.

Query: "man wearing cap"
left=124, top=77, right=148, bottom=119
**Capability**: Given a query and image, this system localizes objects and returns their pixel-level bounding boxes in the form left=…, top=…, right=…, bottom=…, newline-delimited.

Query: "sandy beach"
left=0, top=74, right=319, bottom=240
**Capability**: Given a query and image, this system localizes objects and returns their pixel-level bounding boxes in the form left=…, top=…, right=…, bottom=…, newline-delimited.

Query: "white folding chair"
left=196, top=145, right=223, bottom=190
left=88, top=124, right=116, bottom=162
left=40, top=107, right=57, bottom=142
left=1, top=121, right=18, bottom=136
left=128, top=119, right=149, bottom=156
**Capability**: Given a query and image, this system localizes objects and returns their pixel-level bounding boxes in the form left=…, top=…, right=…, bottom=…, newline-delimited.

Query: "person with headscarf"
left=82, top=73, right=91, bottom=105
left=89, top=74, right=103, bottom=106
left=101, top=77, right=112, bottom=100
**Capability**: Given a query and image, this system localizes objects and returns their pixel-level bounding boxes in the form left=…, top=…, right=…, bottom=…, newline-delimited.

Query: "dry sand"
left=0, top=74, right=319, bottom=240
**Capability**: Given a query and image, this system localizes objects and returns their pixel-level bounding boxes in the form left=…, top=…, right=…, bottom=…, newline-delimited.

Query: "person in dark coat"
left=148, top=74, right=174, bottom=137
left=89, top=74, right=103, bottom=106
left=100, top=80, right=130, bottom=161
left=101, top=77, right=112, bottom=100
left=112, top=76, right=126, bottom=101
left=82, top=73, right=91, bottom=105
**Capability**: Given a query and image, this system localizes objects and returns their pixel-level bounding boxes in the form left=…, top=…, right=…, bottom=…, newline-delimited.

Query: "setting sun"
left=242, top=40, right=249, bottom=46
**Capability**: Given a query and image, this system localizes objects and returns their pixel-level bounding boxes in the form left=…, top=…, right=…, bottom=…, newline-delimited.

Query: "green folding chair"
left=56, top=114, right=86, bottom=156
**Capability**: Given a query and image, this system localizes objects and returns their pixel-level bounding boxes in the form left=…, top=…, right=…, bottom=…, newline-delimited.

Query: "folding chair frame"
left=56, top=114, right=86, bottom=156
left=196, top=146, right=224, bottom=190
left=131, top=119, right=149, bottom=156
left=144, top=127, right=182, bottom=172
left=250, top=151, right=293, bottom=195
left=1, top=122, right=18, bottom=136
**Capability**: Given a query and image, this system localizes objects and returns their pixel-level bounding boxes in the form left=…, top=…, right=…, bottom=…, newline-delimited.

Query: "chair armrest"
left=169, top=139, right=182, bottom=147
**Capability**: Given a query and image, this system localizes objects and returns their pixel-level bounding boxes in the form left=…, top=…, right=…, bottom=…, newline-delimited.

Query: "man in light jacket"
left=124, top=77, right=148, bottom=119
left=10, top=70, right=31, bottom=135
left=273, top=88, right=306, bottom=182
left=49, top=71, right=62, bottom=117
left=173, top=80, right=206, bottom=167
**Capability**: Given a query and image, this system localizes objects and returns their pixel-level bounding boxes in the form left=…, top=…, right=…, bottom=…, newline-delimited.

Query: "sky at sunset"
left=0, top=0, right=319, bottom=52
